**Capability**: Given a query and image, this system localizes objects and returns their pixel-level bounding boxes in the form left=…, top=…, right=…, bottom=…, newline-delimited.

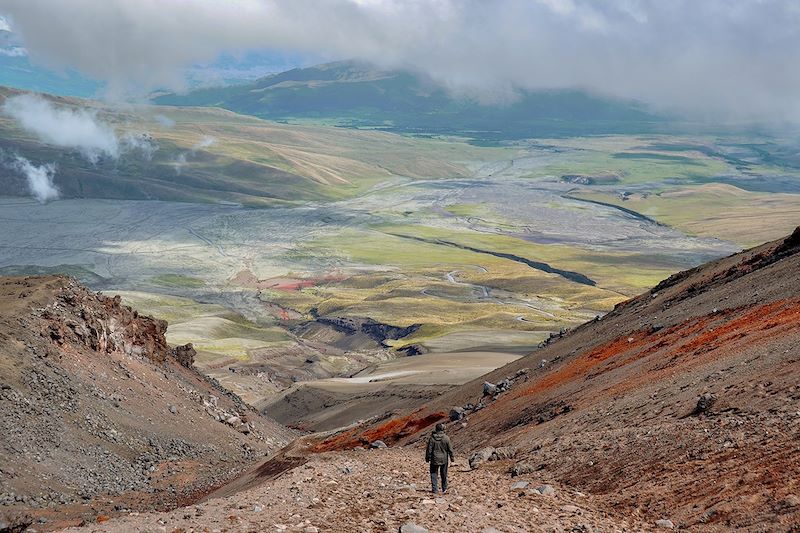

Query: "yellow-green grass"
left=572, top=183, right=800, bottom=248
left=368, top=224, right=678, bottom=293
left=539, top=143, right=730, bottom=186
left=150, top=274, right=206, bottom=288
left=111, top=290, right=291, bottom=362
left=444, top=203, right=487, bottom=217
left=263, top=226, right=641, bottom=348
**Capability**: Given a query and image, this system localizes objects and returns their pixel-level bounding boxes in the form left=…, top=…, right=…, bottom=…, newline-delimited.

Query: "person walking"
left=425, top=422, right=455, bottom=493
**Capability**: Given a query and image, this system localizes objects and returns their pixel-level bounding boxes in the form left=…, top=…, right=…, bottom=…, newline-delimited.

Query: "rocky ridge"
left=0, top=276, right=292, bottom=531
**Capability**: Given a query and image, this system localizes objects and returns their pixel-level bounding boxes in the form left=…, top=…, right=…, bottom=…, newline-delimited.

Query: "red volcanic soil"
left=230, top=269, right=342, bottom=292
left=310, top=228, right=800, bottom=531
left=312, top=410, right=447, bottom=452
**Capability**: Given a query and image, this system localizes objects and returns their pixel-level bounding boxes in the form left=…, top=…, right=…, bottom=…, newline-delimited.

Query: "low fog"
left=7, top=155, right=59, bottom=203
left=1, top=94, right=159, bottom=163
left=2, top=94, right=119, bottom=163
left=2, top=1, right=800, bottom=123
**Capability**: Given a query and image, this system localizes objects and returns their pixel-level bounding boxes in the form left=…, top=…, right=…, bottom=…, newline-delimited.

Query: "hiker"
left=425, top=422, right=455, bottom=493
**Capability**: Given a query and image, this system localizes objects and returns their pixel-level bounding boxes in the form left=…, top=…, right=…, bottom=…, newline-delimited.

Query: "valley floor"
left=62, top=448, right=654, bottom=533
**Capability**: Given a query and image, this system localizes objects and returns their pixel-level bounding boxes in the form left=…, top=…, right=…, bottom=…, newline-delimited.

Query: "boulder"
left=491, top=446, right=517, bottom=460
left=535, top=484, right=555, bottom=496
left=400, top=522, right=428, bottom=533
left=655, top=519, right=674, bottom=529
left=370, top=440, right=388, bottom=449
left=693, top=393, right=717, bottom=415
left=469, top=447, right=495, bottom=469
left=483, top=382, right=497, bottom=396
left=511, top=481, right=529, bottom=490
left=449, top=407, right=465, bottom=421
left=511, top=462, right=536, bottom=477
left=172, top=343, right=196, bottom=368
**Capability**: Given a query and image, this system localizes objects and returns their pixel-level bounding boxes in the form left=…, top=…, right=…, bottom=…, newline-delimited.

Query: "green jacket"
left=426, top=430, right=454, bottom=465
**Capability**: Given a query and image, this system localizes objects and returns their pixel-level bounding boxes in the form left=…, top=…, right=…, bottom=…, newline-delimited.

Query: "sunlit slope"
left=0, top=86, right=507, bottom=205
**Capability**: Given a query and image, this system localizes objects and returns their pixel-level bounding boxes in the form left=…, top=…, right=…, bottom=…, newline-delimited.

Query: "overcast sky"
left=1, top=0, right=800, bottom=123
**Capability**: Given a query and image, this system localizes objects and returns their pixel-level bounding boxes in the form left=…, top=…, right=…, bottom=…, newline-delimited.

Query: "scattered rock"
left=449, top=406, right=465, bottom=421
left=692, top=393, right=717, bottom=415
left=511, top=462, right=536, bottom=477
left=399, top=522, right=428, bottom=533
left=370, top=440, right=388, bottom=449
left=171, top=343, right=196, bottom=368
left=561, top=504, right=580, bottom=513
left=782, top=494, right=800, bottom=507
left=655, top=519, right=675, bottom=529
left=469, top=447, right=495, bottom=469
left=168, top=404, right=177, bottom=415
left=483, top=382, right=497, bottom=396
left=491, top=446, right=517, bottom=460
left=535, top=485, right=555, bottom=496
left=511, top=481, right=529, bottom=490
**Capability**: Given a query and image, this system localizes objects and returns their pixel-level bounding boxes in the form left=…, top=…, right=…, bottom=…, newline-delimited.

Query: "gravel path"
left=62, top=448, right=653, bottom=532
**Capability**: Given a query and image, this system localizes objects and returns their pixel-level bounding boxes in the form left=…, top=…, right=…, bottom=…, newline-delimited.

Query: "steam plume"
left=8, top=156, right=59, bottom=203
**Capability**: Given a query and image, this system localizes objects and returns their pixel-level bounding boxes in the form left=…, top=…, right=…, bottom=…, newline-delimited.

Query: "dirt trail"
left=61, top=448, right=655, bottom=533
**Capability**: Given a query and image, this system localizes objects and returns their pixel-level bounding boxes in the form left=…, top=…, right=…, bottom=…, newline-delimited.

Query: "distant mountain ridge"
left=154, top=61, right=666, bottom=140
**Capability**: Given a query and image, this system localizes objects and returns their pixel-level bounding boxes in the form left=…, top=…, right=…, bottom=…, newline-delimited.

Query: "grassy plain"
left=2, top=87, right=799, bottom=405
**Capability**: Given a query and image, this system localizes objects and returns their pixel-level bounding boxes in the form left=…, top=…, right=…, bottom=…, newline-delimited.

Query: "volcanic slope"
left=0, top=276, right=293, bottom=531
left=61, top=229, right=800, bottom=532
left=307, top=227, right=800, bottom=531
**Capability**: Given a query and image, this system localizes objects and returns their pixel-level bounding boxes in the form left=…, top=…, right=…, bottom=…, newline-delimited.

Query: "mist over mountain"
left=155, top=61, right=665, bottom=140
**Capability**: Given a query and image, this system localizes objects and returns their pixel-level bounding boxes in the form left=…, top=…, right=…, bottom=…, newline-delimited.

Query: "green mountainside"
left=154, top=61, right=664, bottom=140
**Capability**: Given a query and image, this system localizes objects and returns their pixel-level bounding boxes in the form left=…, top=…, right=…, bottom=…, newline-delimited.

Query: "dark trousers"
left=430, top=462, right=448, bottom=492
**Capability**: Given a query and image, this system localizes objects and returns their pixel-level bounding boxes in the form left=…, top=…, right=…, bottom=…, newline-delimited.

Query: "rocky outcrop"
left=314, top=316, right=421, bottom=345
left=0, top=276, right=292, bottom=526
left=172, top=342, right=196, bottom=368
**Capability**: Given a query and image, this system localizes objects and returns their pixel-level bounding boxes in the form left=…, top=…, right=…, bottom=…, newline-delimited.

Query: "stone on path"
left=400, top=522, right=428, bottom=533
left=449, top=406, right=465, bottom=421
left=511, top=462, right=535, bottom=477
left=469, top=447, right=496, bottom=469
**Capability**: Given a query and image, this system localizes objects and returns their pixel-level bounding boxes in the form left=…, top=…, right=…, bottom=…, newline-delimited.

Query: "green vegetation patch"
left=150, top=274, right=206, bottom=288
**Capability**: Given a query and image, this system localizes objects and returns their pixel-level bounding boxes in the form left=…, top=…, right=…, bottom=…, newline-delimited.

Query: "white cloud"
left=192, top=135, right=216, bottom=150
left=0, top=46, right=26, bottom=57
left=8, top=156, right=59, bottom=203
left=3, top=1, right=800, bottom=122
left=153, top=114, right=175, bottom=128
left=122, top=132, right=159, bottom=160
left=2, top=94, right=120, bottom=163
left=173, top=135, right=216, bottom=174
